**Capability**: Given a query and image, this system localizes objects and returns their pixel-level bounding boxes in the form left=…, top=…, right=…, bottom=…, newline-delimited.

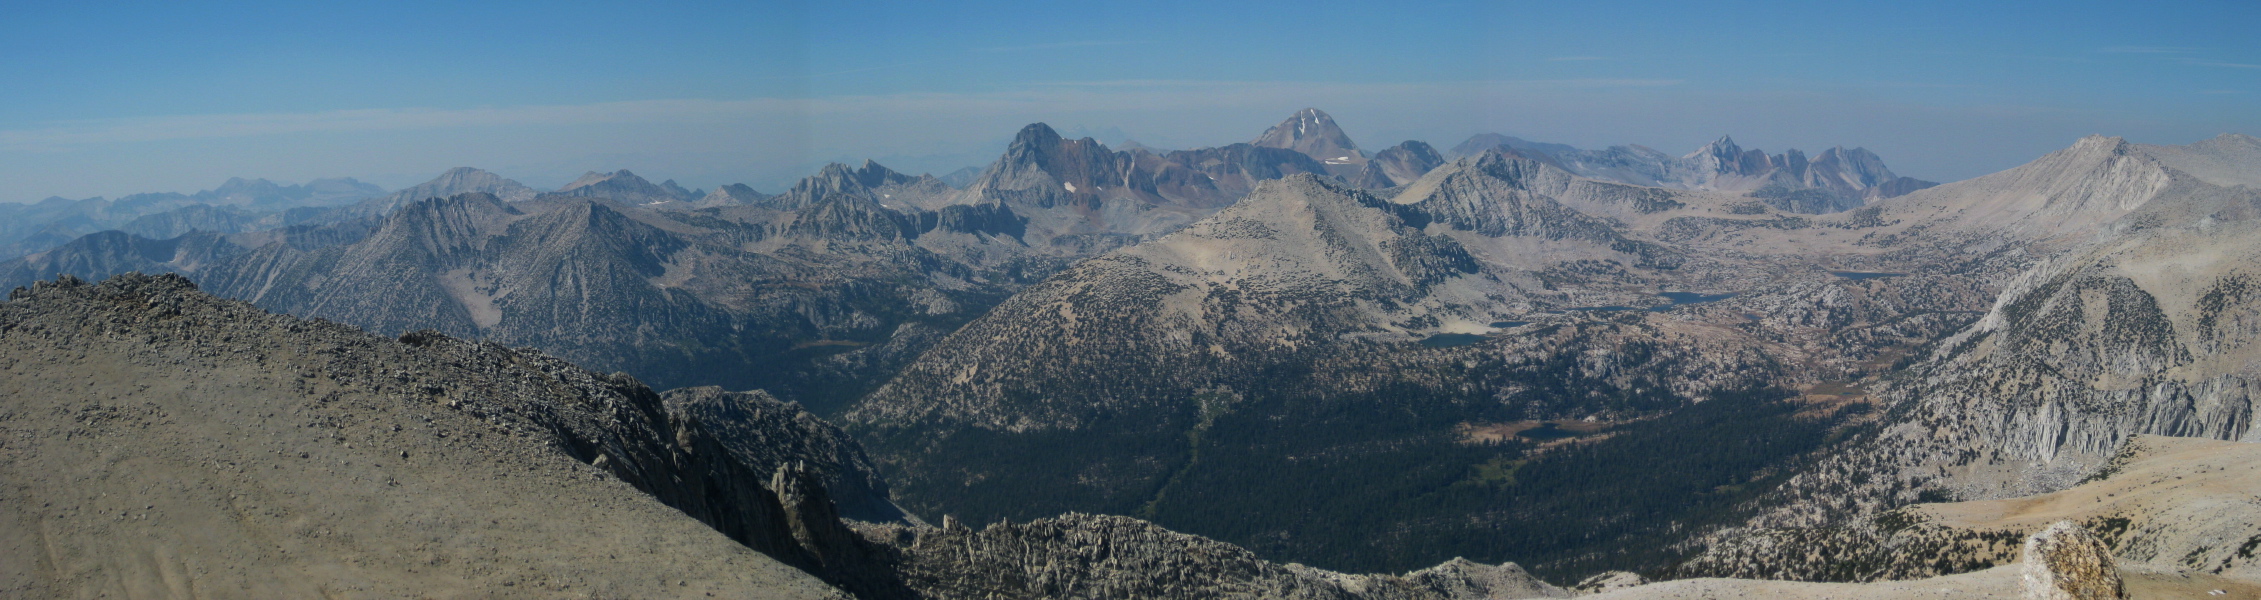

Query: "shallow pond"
left=1832, top=271, right=1907, bottom=281
left=1649, top=292, right=1737, bottom=312
left=1517, top=423, right=1581, bottom=440
left=1419, top=333, right=1488, bottom=348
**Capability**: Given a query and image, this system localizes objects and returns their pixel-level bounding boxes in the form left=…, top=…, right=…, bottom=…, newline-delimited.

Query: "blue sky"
left=2, top=0, right=2255, bottom=199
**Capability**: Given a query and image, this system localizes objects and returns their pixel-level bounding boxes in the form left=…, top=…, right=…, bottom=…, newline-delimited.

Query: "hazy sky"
left=3, top=0, right=2255, bottom=200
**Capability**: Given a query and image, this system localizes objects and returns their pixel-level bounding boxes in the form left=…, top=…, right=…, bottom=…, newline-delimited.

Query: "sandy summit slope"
left=1590, top=564, right=2259, bottom=600
left=0, top=274, right=844, bottom=599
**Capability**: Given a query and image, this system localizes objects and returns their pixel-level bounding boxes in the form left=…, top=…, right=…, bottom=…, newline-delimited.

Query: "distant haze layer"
left=2, top=1, right=2253, bottom=201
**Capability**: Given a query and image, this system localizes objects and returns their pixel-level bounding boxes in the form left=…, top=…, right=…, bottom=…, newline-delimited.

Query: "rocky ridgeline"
left=665, top=386, right=912, bottom=524
left=1671, top=506, right=2051, bottom=582
left=1354, top=140, right=1446, bottom=189
left=1451, top=133, right=1937, bottom=214
left=857, top=513, right=1569, bottom=600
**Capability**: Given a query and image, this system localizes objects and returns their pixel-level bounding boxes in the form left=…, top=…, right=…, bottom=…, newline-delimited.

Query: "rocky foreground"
left=0, top=273, right=845, bottom=597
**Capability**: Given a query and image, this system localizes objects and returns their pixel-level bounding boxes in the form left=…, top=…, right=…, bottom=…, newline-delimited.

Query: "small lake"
left=1832, top=271, right=1907, bottom=281
left=1419, top=333, right=1488, bottom=348
left=1517, top=423, right=1581, bottom=440
left=1488, top=321, right=1530, bottom=328
left=1651, top=291, right=1736, bottom=311
left=1567, top=291, right=1737, bottom=313
left=1658, top=291, right=1736, bottom=305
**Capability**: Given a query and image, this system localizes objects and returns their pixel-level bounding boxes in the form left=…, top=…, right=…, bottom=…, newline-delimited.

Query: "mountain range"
left=1452, top=133, right=1937, bottom=213
left=840, top=128, right=2261, bottom=578
left=0, top=176, right=387, bottom=259
left=8, top=109, right=2260, bottom=598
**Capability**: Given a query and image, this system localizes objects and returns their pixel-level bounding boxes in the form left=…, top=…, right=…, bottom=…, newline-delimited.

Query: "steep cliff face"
left=1905, top=202, right=2261, bottom=485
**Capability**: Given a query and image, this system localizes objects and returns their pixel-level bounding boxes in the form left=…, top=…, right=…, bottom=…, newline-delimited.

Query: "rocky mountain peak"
left=659, top=179, right=699, bottom=199
left=2068, top=134, right=2133, bottom=158
left=559, top=169, right=644, bottom=192
left=777, top=161, right=907, bottom=209
left=554, top=169, right=694, bottom=205
left=212, top=177, right=284, bottom=196
left=303, top=177, right=385, bottom=199
left=978, top=122, right=1132, bottom=195
left=397, top=167, right=536, bottom=204
left=1448, top=133, right=1580, bottom=159
left=697, top=183, right=769, bottom=207
left=1465, top=147, right=1554, bottom=184
left=1005, top=122, right=1067, bottom=159
left=1864, top=133, right=2188, bottom=248
left=368, top=192, right=516, bottom=258
left=843, top=159, right=916, bottom=190
left=1252, top=107, right=1363, bottom=163
left=1685, top=135, right=1774, bottom=177
left=2135, top=131, right=2261, bottom=188
left=1690, top=135, right=1742, bottom=158
left=1354, top=140, right=1448, bottom=188
left=1810, top=146, right=1898, bottom=188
